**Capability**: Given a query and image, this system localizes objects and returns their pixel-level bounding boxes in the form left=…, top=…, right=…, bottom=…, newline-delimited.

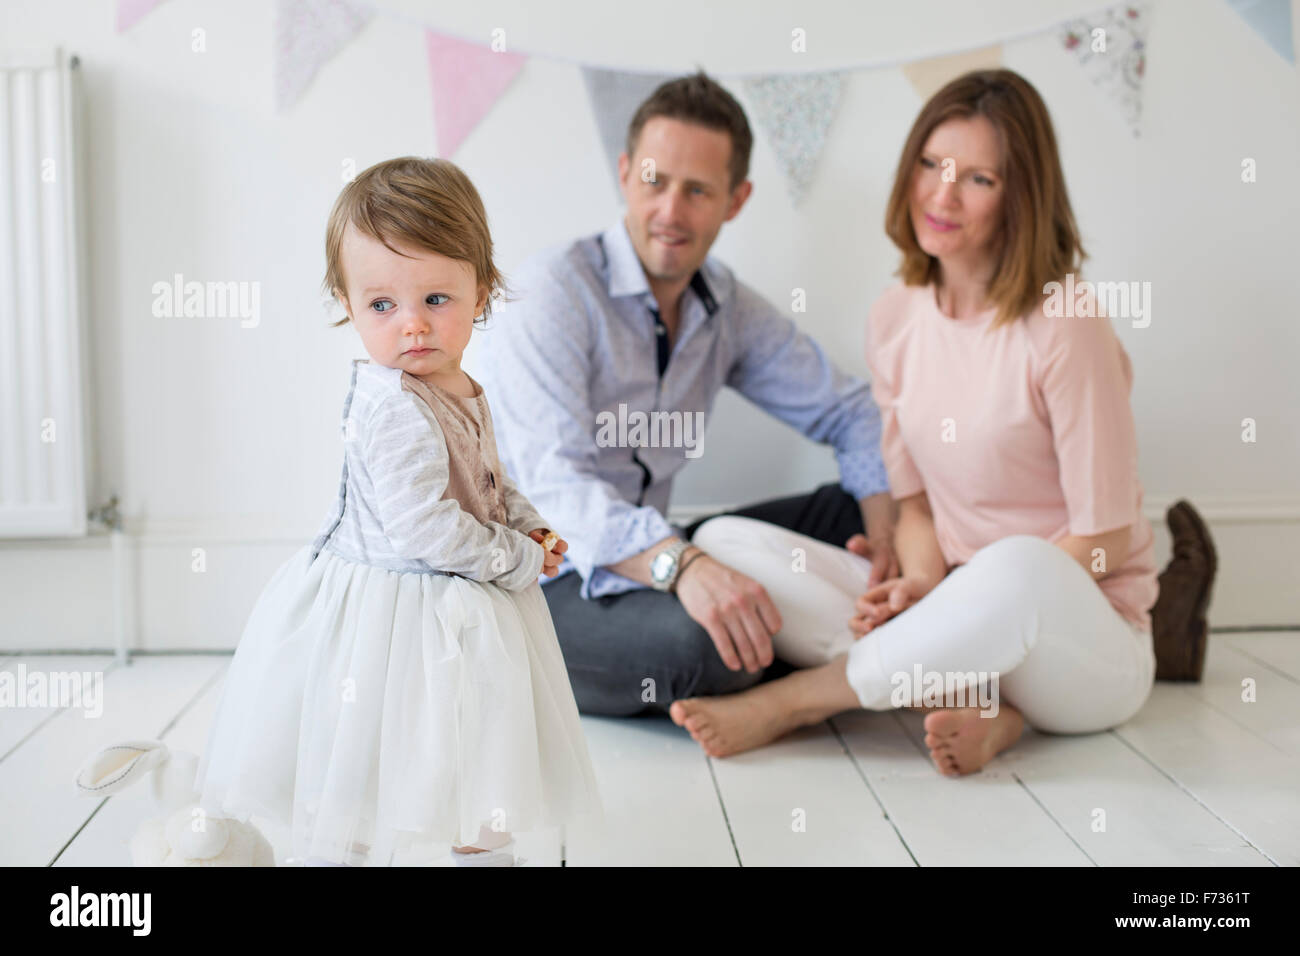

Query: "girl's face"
left=908, top=115, right=1004, bottom=268
left=337, top=221, right=487, bottom=384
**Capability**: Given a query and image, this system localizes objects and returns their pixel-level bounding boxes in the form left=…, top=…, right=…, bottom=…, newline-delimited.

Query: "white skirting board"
left=0, top=495, right=1296, bottom=652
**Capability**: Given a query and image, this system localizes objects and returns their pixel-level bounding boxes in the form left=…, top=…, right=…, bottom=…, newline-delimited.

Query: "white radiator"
left=0, top=48, right=91, bottom=537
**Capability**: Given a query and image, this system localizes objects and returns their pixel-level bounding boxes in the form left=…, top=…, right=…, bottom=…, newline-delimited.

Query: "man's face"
left=619, top=116, right=751, bottom=286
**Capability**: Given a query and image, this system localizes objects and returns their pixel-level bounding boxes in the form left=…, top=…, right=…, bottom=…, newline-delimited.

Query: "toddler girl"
left=196, top=156, right=602, bottom=866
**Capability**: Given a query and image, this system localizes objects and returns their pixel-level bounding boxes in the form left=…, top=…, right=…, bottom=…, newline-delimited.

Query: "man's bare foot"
left=922, top=705, right=1024, bottom=776
left=669, top=683, right=800, bottom=757
left=669, top=657, right=861, bottom=757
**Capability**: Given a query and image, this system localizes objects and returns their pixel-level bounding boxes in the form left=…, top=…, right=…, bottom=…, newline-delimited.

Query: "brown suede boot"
left=1150, top=500, right=1217, bottom=681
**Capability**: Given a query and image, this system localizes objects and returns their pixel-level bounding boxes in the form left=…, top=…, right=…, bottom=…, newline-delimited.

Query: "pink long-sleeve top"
left=866, top=281, right=1158, bottom=631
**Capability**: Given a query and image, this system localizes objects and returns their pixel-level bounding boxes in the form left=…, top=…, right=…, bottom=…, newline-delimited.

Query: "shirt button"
left=655, top=323, right=666, bottom=335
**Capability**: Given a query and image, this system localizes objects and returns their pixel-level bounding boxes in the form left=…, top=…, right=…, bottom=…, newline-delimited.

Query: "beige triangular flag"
left=902, top=44, right=1004, bottom=102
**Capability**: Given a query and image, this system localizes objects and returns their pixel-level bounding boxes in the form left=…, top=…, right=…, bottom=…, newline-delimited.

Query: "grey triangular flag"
left=582, top=67, right=675, bottom=195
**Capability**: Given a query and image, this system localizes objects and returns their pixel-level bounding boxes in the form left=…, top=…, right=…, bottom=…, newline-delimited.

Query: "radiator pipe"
left=87, top=496, right=133, bottom=667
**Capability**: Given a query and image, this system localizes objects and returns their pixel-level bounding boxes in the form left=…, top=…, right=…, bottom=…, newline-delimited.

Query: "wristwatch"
left=649, top=539, right=690, bottom=592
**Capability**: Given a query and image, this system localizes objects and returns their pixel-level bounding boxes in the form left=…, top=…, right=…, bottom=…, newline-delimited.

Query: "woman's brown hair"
left=322, top=156, right=507, bottom=328
left=884, top=69, right=1086, bottom=328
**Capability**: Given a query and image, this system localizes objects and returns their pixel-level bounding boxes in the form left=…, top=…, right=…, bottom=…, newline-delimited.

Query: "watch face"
left=651, top=551, right=674, bottom=582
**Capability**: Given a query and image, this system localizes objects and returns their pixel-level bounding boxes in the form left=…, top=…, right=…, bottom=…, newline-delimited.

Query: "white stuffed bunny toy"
left=74, top=739, right=275, bottom=866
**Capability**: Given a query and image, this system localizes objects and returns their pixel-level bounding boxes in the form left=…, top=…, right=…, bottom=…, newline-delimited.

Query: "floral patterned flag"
left=742, top=72, right=845, bottom=206
left=1059, top=3, right=1149, bottom=137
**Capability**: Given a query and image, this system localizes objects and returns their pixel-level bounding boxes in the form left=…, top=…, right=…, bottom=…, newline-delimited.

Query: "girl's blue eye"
left=370, top=295, right=448, bottom=313
left=974, top=175, right=994, bottom=187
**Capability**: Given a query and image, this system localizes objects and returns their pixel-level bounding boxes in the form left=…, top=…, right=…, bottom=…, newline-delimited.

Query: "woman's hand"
left=845, top=533, right=900, bottom=586
left=849, top=575, right=932, bottom=637
left=527, top=528, right=568, bottom=578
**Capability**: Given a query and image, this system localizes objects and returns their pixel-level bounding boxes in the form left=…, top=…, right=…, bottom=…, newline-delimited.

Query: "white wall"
left=2, top=0, right=1297, bottom=651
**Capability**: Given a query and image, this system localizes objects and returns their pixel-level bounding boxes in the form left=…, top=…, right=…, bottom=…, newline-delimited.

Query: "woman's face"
left=909, top=115, right=1004, bottom=267
left=337, top=221, right=486, bottom=383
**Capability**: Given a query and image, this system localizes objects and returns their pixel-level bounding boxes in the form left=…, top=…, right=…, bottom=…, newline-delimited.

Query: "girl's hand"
left=528, top=528, right=568, bottom=578
left=848, top=575, right=932, bottom=637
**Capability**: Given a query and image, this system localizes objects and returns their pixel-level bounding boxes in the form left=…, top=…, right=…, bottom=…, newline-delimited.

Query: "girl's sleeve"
left=499, top=471, right=551, bottom=536
left=865, top=299, right=925, bottom=499
left=1038, top=312, right=1141, bottom=536
left=362, top=391, right=544, bottom=590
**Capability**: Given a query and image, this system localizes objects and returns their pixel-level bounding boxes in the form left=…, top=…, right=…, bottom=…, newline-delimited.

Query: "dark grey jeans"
left=540, top=482, right=867, bottom=716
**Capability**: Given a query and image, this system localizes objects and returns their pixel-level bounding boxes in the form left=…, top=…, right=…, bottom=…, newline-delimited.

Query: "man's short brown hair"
left=625, top=71, right=753, bottom=190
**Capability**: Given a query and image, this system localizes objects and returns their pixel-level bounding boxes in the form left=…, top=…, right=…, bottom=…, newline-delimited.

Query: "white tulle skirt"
left=195, top=544, right=603, bottom=866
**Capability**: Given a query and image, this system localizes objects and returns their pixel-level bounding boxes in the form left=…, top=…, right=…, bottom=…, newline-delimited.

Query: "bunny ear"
left=73, top=740, right=170, bottom=797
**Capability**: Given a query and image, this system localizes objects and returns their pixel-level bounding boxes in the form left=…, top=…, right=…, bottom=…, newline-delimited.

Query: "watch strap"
left=669, top=547, right=705, bottom=592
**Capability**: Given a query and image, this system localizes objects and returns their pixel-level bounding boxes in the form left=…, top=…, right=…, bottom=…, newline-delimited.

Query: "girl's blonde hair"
left=322, top=156, right=507, bottom=328
left=883, top=69, right=1086, bottom=329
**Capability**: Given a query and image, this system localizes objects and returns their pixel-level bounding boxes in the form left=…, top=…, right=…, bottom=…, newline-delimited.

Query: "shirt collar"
left=599, top=217, right=726, bottom=317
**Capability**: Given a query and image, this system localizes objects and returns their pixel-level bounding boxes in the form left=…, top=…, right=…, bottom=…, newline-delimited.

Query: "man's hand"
left=845, top=533, right=900, bottom=587
left=848, top=575, right=932, bottom=637
left=527, top=528, right=567, bottom=578
left=674, top=552, right=782, bottom=673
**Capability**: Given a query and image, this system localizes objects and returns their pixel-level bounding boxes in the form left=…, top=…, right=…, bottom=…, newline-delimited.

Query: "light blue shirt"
left=478, top=218, right=890, bottom=600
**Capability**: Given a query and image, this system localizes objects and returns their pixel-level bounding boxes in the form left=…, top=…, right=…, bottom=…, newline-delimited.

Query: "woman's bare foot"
left=922, top=705, right=1024, bottom=775
left=669, top=656, right=861, bottom=757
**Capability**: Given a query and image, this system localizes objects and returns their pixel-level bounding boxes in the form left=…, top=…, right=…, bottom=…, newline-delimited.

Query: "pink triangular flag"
left=117, top=0, right=167, bottom=32
left=425, top=30, right=526, bottom=158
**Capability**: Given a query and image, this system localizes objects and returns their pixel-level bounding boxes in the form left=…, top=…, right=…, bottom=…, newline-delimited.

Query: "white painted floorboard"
left=3, top=632, right=1296, bottom=866
left=0, top=656, right=225, bottom=867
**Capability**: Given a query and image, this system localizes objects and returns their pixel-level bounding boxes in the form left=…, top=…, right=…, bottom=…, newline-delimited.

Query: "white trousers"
left=690, top=516, right=1155, bottom=734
